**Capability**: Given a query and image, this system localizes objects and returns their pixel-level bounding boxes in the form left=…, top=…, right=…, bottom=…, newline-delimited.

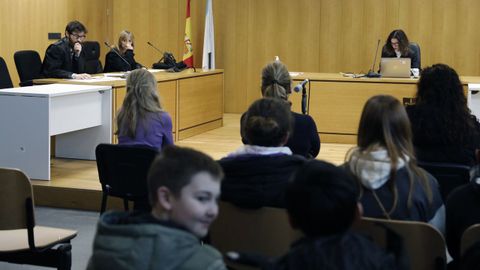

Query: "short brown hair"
left=147, top=146, right=223, bottom=204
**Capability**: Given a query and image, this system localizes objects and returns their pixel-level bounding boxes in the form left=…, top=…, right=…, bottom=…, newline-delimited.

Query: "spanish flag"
left=183, top=0, right=194, bottom=67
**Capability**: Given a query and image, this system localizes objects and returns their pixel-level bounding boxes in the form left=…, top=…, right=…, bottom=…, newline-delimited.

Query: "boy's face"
left=168, top=172, right=221, bottom=238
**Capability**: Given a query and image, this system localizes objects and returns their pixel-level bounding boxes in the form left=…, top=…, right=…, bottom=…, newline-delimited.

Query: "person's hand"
left=72, top=73, right=91, bottom=80
left=73, top=42, right=82, bottom=57
left=125, top=42, right=134, bottom=51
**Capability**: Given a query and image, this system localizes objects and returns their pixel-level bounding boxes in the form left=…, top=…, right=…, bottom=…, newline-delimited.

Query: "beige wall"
left=2, top=0, right=480, bottom=112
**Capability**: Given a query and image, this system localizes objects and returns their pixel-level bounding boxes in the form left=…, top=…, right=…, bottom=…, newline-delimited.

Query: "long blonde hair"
left=346, top=95, right=432, bottom=216
left=116, top=69, right=163, bottom=138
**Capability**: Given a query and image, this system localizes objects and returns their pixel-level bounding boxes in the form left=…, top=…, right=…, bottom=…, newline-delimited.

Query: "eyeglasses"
left=70, top=33, right=87, bottom=40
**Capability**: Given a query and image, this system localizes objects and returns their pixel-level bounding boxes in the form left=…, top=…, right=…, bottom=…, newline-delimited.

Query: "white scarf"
left=226, top=145, right=292, bottom=158
left=349, top=146, right=408, bottom=190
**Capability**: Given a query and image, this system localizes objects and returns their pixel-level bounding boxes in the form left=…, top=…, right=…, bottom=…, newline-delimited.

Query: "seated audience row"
left=88, top=58, right=480, bottom=269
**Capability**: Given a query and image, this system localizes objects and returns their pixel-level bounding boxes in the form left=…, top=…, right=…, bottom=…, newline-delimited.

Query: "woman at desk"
left=104, top=30, right=143, bottom=72
left=116, top=69, right=173, bottom=150
left=381, top=29, right=420, bottom=70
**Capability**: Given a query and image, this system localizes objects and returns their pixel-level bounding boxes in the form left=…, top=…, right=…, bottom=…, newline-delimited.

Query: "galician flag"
left=183, top=0, right=194, bottom=67
left=202, top=0, right=215, bottom=69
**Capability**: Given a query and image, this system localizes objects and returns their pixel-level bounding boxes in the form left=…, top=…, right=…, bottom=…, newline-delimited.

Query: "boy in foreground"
left=88, top=146, right=227, bottom=270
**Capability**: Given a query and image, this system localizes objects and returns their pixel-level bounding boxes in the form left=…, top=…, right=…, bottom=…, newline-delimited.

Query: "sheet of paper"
left=289, top=72, right=303, bottom=77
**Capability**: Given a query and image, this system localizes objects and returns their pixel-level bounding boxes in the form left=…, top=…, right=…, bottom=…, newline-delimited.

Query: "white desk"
left=0, top=84, right=112, bottom=180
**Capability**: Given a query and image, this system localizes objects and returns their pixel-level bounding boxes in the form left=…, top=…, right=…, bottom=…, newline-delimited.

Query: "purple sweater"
left=118, top=112, right=174, bottom=150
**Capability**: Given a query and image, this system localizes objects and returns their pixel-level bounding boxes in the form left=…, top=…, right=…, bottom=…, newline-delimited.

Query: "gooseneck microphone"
left=365, top=39, right=381, bottom=78
left=147, top=41, right=164, bottom=54
left=292, top=79, right=309, bottom=115
left=104, top=41, right=131, bottom=70
left=293, top=79, right=309, bottom=93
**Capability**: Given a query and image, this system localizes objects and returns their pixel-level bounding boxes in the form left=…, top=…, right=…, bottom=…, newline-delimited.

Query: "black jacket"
left=219, top=154, right=306, bottom=208
left=42, top=37, right=86, bottom=78
left=446, top=176, right=480, bottom=261
left=240, top=112, right=320, bottom=159
left=103, top=49, right=142, bottom=72
left=271, top=233, right=397, bottom=270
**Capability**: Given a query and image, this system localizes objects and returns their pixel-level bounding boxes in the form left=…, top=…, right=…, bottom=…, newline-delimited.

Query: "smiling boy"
left=87, top=146, right=226, bottom=270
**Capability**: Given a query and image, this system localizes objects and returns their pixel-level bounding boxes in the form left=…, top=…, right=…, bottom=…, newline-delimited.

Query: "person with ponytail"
left=116, top=69, right=174, bottom=149
left=220, top=98, right=306, bottom=208
left=240, top=61, right=320, bottom=158
left=344, top=95, right=444, bottom=233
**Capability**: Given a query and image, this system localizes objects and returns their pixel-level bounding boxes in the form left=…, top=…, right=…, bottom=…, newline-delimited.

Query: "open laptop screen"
left=380, top=58, right=411, bottom=78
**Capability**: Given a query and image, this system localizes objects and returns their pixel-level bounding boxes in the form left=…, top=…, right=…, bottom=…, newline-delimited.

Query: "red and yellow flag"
left=183, top=0, right=194, bottom=67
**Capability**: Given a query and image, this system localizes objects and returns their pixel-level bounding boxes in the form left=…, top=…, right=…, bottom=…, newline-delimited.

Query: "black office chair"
left=0, top=56, right=13, bottom=89
left=417, top=161, right=471, bottom=201
left=409, top=42, right=421, bottom=69
left=95, top=143, right=158, bottom=214
left=83, top=41, right=103, bottom=74
left=14, top=50, right=43, bottom=87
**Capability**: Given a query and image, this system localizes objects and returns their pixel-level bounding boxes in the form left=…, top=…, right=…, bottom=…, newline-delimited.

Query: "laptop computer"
left=380, top=58, right=411, bottom=78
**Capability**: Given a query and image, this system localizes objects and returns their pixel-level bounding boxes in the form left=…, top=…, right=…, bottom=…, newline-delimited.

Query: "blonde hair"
left=261, top=61, right=292, bottom=100
left=117, top=30, right=134, bottom=52
left=116, top=69, right=163, bottom=138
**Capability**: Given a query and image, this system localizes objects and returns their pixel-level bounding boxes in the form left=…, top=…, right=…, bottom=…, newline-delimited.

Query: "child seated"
left=87, top=146, right=227, bottom=270
left=273, top=160, right=396, bottom=269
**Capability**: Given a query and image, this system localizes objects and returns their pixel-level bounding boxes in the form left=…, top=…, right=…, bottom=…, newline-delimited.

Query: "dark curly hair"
left=414, top=63, right=478, bottom=145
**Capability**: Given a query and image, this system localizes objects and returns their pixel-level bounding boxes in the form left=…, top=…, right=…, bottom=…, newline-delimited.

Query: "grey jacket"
left=87, top=211, right=227, bottom=270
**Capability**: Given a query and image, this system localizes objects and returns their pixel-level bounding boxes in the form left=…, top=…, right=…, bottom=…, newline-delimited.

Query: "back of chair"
left=13, top=50, right=43, bottom=87
left=95, top=144, right=157, bottom=200
left=417, top=161, right=471, bottom=201
left=0, top=168, right=33, bottom=230
left=83, top=41, right=103, bottom=74
left=409, top=42, right=421, bottom=68
left=210, top=201, right=301, bottom=259
left=352, top=217, right=446, bottom=270
left=461, top=223, right=480, bottom=256
left=0, top=57, right=13, bottom=89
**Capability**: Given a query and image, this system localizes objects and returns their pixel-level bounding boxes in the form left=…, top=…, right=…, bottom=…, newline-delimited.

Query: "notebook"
left=380, top=58, right=411, bottom=78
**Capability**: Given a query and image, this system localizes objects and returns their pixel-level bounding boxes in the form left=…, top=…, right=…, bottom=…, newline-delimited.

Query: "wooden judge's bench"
left=289, top=72, right=480, bottom=144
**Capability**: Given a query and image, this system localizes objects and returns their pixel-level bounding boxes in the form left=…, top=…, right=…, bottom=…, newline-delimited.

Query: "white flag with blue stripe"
left=202, top=0, right=215, bottom=69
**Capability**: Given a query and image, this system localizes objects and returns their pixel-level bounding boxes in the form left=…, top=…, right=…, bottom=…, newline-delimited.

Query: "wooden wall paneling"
left=147, top=0, right=181, bottom=67
left=216, top=0, right=250, bottom=113
left=0, top=0, right=108, bottom=86
left=318, top=0, right=342, bottom=73
left=280, top=0, right=321, bottom=73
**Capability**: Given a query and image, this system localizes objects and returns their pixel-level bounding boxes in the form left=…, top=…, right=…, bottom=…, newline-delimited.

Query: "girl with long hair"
left=345, top=95, right=444, bottom=231
left=116, top=69, right=173, bottom=149
left=407, top=63, right=480, bottom=165
left=381, top=29, right=420, bottom=69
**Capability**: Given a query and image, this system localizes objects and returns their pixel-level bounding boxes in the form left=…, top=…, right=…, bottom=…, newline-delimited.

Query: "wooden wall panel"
left=0, top=0, right=108, bottom=86
left=4, top=0, right=480, bottom=113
